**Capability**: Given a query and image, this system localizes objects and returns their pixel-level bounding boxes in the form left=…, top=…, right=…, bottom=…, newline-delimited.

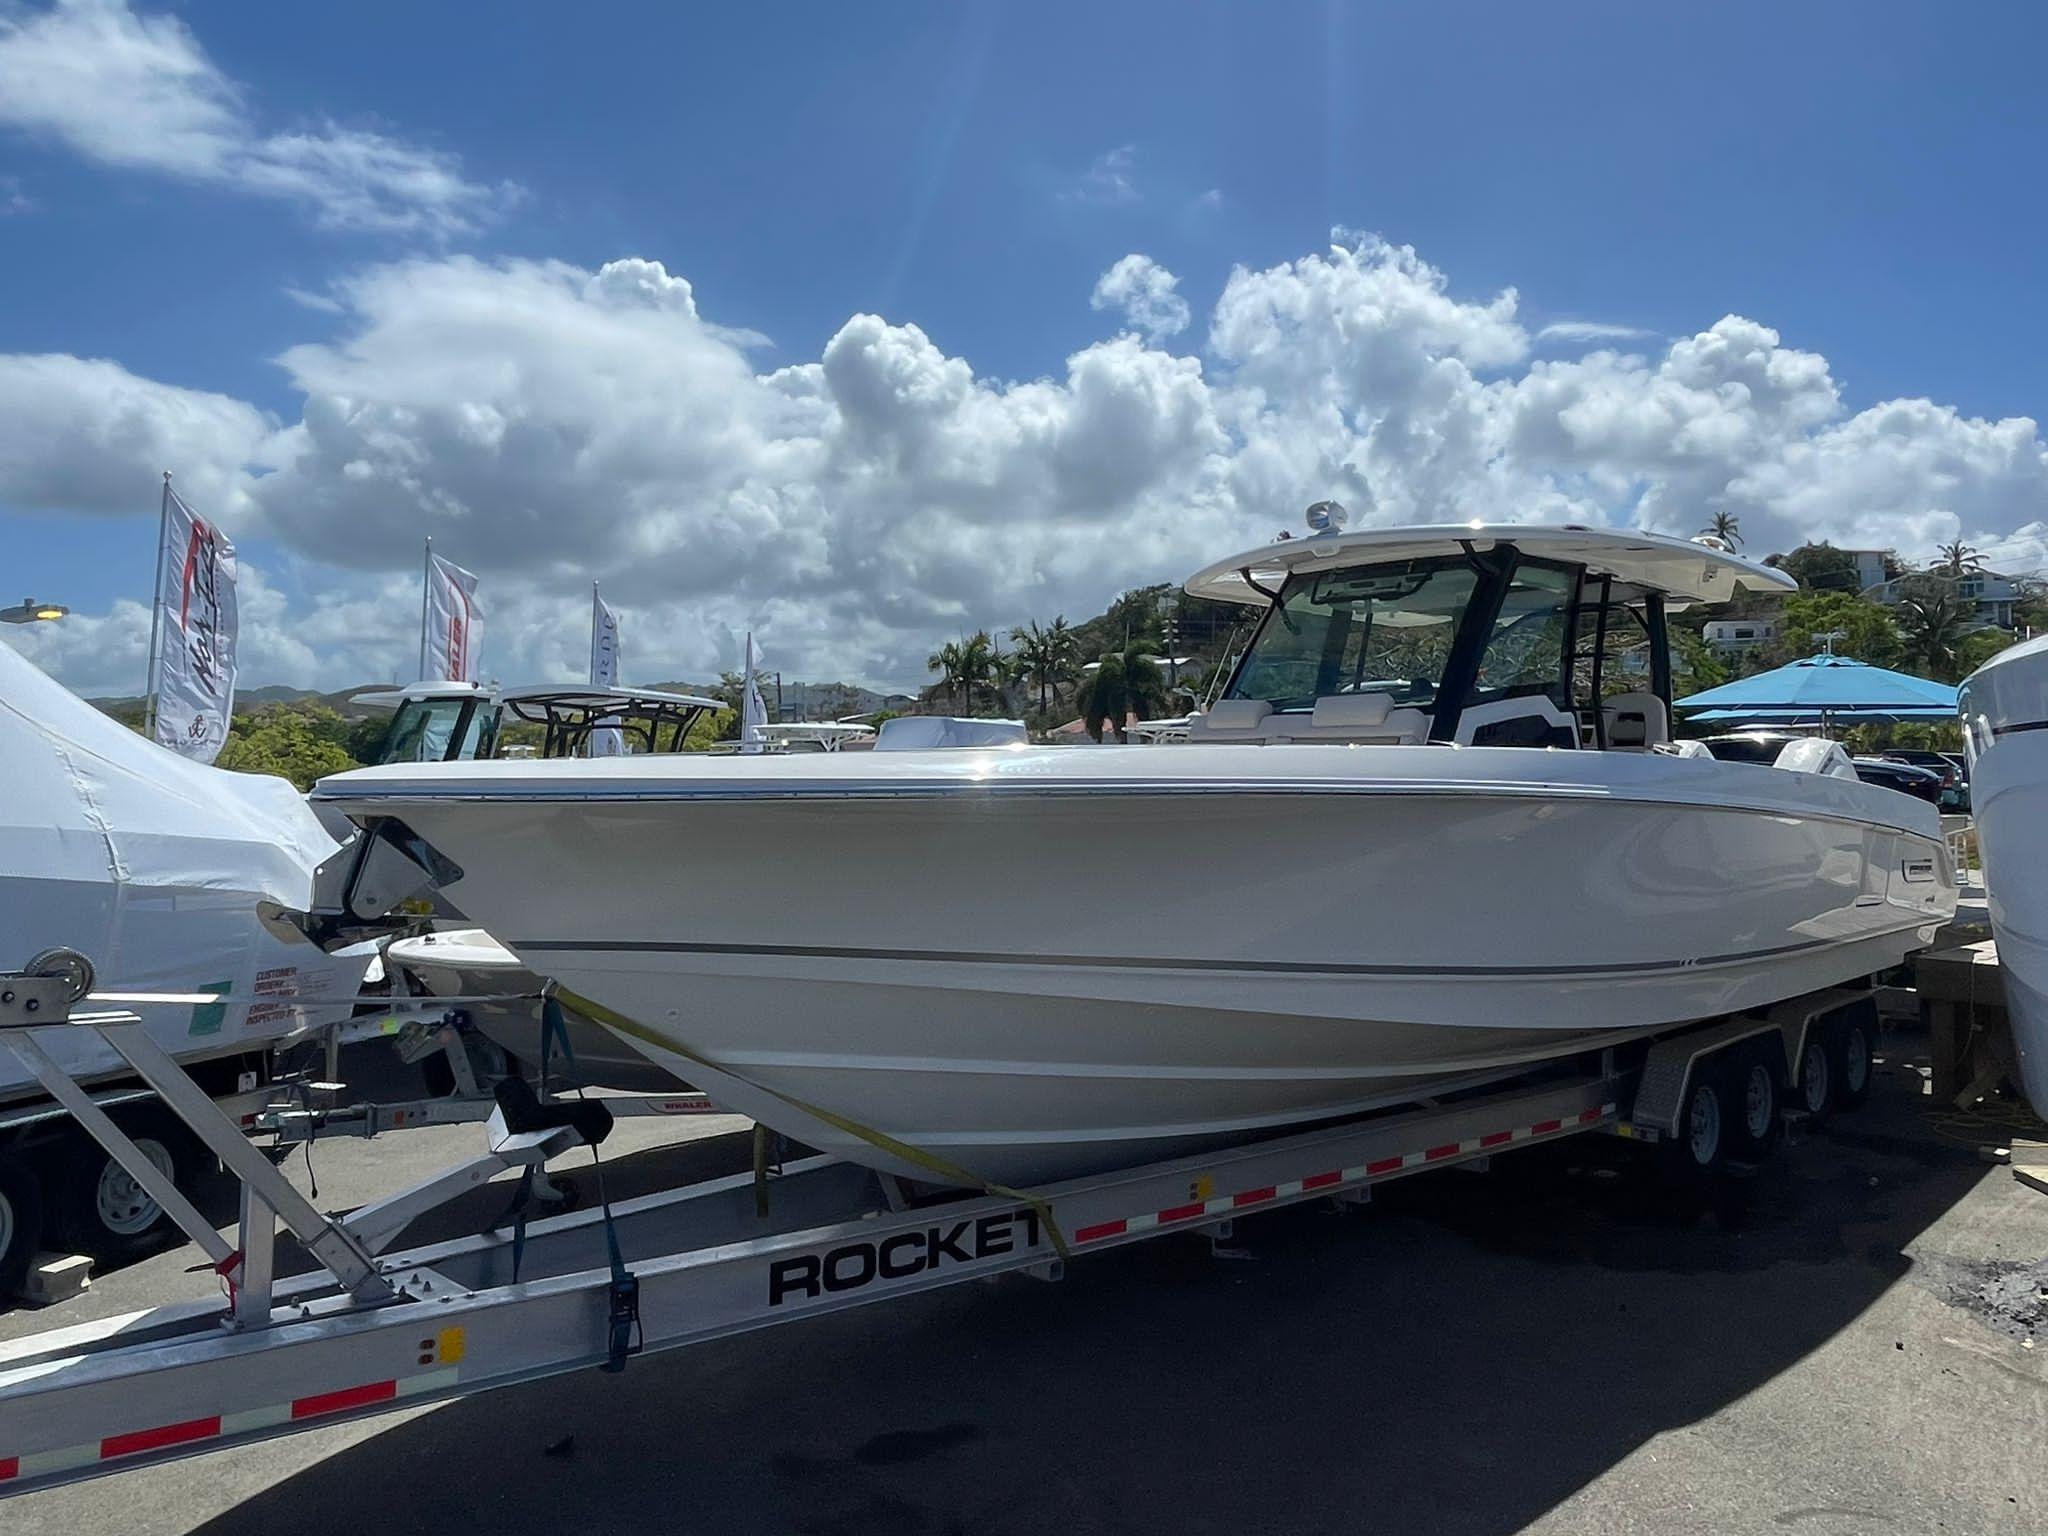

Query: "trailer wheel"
left=1729, top=1045, right=1783, bottom=1161
left=1796, top=1034, right=1837, bottom=1121
left=55, top=1109, right=192, bottom=1263
left=1665, top=1064, right=1732, bottom=1179
left=1837, top=1015, right=1875, bottom=1110
left=0, top=1155, right=44, bottom=1298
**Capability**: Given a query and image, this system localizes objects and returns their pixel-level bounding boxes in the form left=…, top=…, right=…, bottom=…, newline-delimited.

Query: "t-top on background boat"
left=352, top=679, right=725, bottom=766
left=1959, top=631, right=2048, bottom=1116
left=311, top=519, right=1959, bottom=1187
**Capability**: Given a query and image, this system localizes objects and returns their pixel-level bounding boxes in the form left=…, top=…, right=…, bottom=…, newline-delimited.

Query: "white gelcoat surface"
left=1960, top=634, right=2048, bottom=1114
left=320, top=742, right=1953, bottom=1183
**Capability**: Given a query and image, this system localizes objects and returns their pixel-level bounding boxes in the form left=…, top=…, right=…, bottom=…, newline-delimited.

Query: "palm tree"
left=1010, top=621, right=1060, bottom=714
left=1936, top=539, right=1981, bottom=577
left=1893, top=575, right=1971, bottom=683
left=1046, top=616, right=1081, bottom=699
left=1076, top=642, right=1170, bottom=742
left=957, top=630, right=999, bottom=712
left=1106, top=589, right=1158, bottom=646
left=1700, top=512, right=1742, bottom=548
left=926, top=640, right=965, bottom=712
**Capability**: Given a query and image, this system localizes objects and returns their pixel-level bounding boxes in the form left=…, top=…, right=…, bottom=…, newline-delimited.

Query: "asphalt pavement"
left=3, top=1027, right=2044, bottom=1536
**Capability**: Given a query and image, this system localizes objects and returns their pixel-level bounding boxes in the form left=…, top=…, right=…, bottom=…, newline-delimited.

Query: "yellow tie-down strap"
left=553, top=986, right=1071, bottom=1259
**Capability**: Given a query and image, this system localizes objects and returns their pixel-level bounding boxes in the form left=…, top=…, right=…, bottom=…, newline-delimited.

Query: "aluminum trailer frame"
left=0, top=959, right=1874, bottom=1502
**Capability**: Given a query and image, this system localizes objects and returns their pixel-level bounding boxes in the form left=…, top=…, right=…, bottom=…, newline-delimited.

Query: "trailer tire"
left=0, top=1154, right=44, bottom=1298
left=1729, top=1044, right=1783, bottom=1162
left=1837, top=1015, right=1875, bottom=1111
left=1665, top=1062, right=1733, bottom=1179
left=1796, top=1032, right=1837, bottom=1122
left=55, top=1108, right=193, bottom=1263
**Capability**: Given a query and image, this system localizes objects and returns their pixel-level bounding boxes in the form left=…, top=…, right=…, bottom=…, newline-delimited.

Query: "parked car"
left=1878, top=749, right=1969, bottom=813
left=1851, top=756, right=1946, bottom=806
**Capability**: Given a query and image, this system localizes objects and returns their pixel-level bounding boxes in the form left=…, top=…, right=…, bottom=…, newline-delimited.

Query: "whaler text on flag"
left=151, top=487, right=238, bottom=762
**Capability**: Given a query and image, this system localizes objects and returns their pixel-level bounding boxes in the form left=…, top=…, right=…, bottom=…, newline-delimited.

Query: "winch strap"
left=540, top=991, right=577, bottom=1082
left=554, top=986, right=1071, bottom=1259
left=537, top=993, right=640, bottom=1370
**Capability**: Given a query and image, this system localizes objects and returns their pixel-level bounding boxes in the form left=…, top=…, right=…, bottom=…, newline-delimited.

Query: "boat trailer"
left=0, top=953, right=1876, bottom=1501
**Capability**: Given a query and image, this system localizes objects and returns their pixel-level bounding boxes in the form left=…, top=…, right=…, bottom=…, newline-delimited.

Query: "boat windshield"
left=1226, top=557, right=1480, bottom=712
left=376, top=697, right=494, bottom=764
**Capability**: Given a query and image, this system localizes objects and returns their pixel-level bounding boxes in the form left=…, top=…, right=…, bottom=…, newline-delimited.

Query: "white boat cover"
left=874, top=716, right=1029, bottom=750
left=0, top=640, right=368, bottom=1095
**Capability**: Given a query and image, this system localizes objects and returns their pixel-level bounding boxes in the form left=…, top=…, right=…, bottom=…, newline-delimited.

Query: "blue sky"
left=3, top=1, right=2046, bottom=692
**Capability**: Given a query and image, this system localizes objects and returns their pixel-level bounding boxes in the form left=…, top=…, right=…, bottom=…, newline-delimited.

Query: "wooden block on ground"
left=2015, top=1165, right=2048, bottom=1199
left=16, top=1252, right=92, bottom=1307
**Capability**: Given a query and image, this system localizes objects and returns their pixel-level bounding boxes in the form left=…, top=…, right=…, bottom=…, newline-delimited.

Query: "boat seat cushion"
left=1312, top=693, right=1394, bottom=728
left=1189, top=699, right=1273, bottom=739
left=1190, top=695, right=1430, bottom=744
left=1600, top=691, right=1669, bottom=750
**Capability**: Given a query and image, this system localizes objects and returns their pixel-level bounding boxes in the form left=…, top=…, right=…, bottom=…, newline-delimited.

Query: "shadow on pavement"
left=178, top=1046, right=1995, bottom=1536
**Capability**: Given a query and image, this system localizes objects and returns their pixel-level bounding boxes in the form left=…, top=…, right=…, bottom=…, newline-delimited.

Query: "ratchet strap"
left=505, top=996, right=642, bottom=1369
left=554, top=985, right=1071, bottom=1260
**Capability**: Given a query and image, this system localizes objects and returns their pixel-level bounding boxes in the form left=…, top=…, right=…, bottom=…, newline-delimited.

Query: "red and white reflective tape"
left=0, top=1367, right=457, bottom=1483
left=1071, top=1103, right=1615, bottom=1246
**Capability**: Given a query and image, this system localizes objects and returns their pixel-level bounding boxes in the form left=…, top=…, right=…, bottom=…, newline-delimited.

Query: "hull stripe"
left=514, top=925, right=1931, bottom=981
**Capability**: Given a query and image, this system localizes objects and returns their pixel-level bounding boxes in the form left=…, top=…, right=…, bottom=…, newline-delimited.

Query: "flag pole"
left=143, top=471, right=172, bottom=738
left=417, top=535, right=433, bottom=681
left=590, top=579, right=600, bottom=686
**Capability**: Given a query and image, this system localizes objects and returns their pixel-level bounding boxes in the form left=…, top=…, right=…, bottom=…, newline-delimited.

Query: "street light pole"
left=1, top=598, right=70, bottom=625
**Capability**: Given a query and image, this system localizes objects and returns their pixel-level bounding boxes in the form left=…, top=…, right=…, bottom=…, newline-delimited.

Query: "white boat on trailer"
left=311, top=521, right=1958, bottom=1186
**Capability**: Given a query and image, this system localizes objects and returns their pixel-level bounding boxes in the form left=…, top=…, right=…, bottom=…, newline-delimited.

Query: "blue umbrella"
left=1675, top=652, right=1959, bottom=727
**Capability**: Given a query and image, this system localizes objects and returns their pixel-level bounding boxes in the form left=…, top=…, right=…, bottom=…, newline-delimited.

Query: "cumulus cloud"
left=1092, top=254, right=1191, bottom=340
left=0, top=0, right=511, bottom=235
left=0, top=353, right=273, bottom=522
left=8, top=230, right=2048, bottom=698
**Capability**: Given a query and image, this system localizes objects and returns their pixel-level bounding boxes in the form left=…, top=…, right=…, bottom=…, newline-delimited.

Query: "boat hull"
left=381, top=929, right=686, bottom=1094
left=1962, top=640, right=2048, bottom=1114
left=321, top=748, right=1954, bottom=1184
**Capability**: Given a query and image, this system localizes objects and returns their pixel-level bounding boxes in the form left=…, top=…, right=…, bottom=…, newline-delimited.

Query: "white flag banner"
left=151, top=486, right=238, bottom=762
left=589, top=587, right=624, bottom=757
left=423, top=552, right=483, bottom=683
left=741, top=632, right=768, bottom=752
